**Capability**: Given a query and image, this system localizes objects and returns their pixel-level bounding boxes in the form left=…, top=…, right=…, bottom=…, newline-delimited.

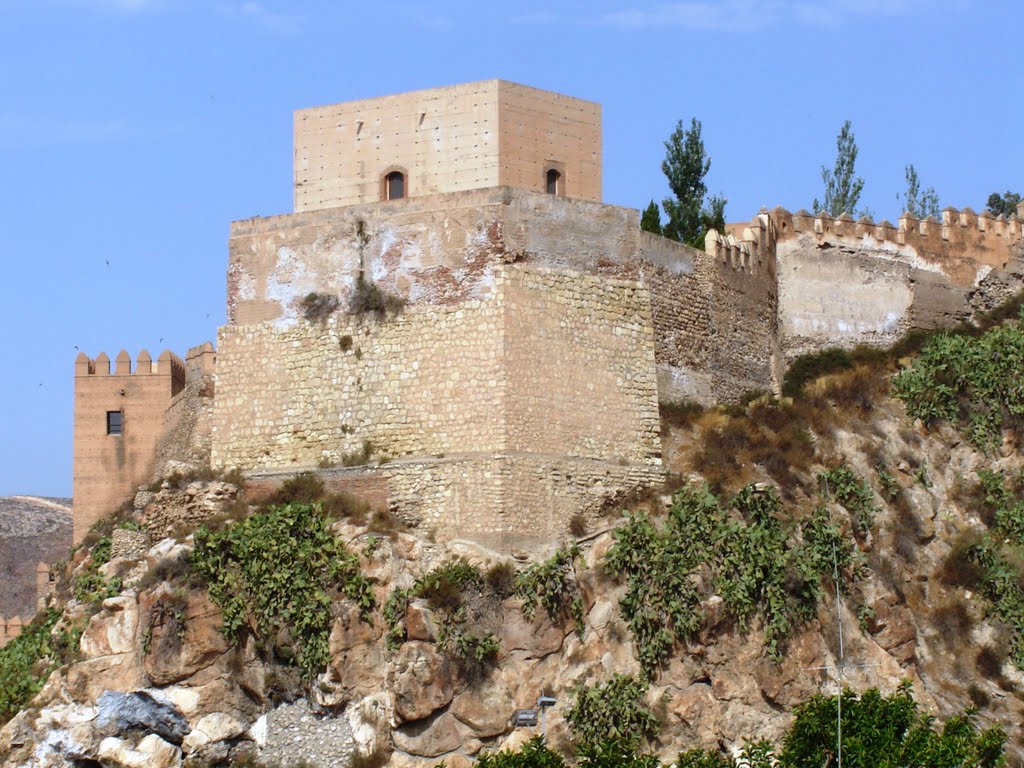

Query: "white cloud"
left=67, top=0, right=166, bottom=11
left=599, top=0, right=969, bottom=30
left=235, top=1, right=302, bottom=34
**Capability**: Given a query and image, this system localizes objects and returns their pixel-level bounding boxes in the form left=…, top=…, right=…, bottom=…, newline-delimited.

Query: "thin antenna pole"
left=823, top=478, right=843, bottom=768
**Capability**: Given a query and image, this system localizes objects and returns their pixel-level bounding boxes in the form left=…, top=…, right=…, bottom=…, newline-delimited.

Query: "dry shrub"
left=819, top=365, right=885, bottom=412
left=694, top=402, right=815, bottom=496
left=937, top=531, right=985, bottom=588
left=659, top=400, right=705, bottom=430
left=264, top=472, right=325, bottom=507
left=891, top=495, right=923, bottom=563
left=976, top=644, right=1007, bottom=680
left=569, top=512, right=588, bottom=537
left=367, top=509, right=408, bottom=538
left=350, top=747, right=390, bottom=768
left=932, top=598, right=974, bottom=648
left=301, top=291, right=340, bottom=323
left=485, top=562, right=516, bottom=599
left=967, top=683, right=991, bottom=709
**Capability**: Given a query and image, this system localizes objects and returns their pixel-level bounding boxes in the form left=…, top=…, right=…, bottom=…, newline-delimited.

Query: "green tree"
left=640, top=200, right=663, bottom=236
left=813, top=120, right=865, bottom=217
left=986, top=191, right=1021, bottom=218
left=660, top=118, right=726, bottom=247
left=780, top=684, right=1005, bottom=768
left=898, top=164, right=940, bottom=219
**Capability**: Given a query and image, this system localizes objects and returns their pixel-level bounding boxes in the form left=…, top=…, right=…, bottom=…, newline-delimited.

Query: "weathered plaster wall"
left=718, top=207, right=1024, bottom=365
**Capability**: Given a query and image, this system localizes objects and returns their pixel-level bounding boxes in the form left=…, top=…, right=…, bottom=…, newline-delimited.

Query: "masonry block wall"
left=293, top=80, right=600, bottom=212
left=213, top=264, right=662, bottom=548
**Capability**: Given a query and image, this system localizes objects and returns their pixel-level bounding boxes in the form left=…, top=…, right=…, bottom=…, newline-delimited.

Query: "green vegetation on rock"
left=191, top=501, right=373, bottom=680
left=893, top=319, right=1024, bottom=451
left=606, top=484, right=864, bottom=677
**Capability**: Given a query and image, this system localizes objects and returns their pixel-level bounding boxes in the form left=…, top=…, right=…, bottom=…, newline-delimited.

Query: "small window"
left=106, top=411, right=123, bottom=435
left=545, top=168, right=561, bottom=195
left=386, top=171, right=405, bottom=200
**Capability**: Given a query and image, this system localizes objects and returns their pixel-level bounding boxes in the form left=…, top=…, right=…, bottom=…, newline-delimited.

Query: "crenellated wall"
left=716, top=205, right=1024, bottom=363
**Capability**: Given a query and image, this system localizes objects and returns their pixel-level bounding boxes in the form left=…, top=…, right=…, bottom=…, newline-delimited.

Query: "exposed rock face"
left=3, top=403, right=1024, bottom=766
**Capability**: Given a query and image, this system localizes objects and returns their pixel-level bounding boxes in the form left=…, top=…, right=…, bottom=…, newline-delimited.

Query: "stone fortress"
left=72, top=79, right=1024, bottom=552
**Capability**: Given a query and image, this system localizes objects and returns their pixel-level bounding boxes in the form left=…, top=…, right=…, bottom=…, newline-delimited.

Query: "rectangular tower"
left=293, top=80, right=601, bottom=211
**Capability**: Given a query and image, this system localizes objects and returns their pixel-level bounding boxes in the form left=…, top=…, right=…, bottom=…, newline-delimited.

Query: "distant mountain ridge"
left=0, top=496, right=72, bottom=619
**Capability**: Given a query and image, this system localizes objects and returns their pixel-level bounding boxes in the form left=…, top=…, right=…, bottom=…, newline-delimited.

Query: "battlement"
left=74, top=349, right=186, bottom=382
left=705, top=210, right=776, bottom=275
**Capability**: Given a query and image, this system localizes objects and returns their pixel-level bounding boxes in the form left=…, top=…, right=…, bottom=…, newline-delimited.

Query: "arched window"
left=545, top=168, right=561, bottom=195
left=386, top=171, right=405, bottom=200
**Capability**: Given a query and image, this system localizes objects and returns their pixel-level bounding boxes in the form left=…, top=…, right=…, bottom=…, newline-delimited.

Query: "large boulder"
left=139, top=587, right=229, bottom=686
left=392, top=710, right=463, bottom=757
left=95, top=690, right=190, bottom=746
left=450, top=677, right=511, bottom=738
left=388, top=641, right=455, bottom=723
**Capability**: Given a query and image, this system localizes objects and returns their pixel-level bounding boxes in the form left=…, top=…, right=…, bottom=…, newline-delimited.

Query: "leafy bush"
left=605, top=484, right=864, bottom=676
left=72, top=535, right=123, bottom=604
left=383, top=559, right=499, bottom=672
left=191, top=502, right=374, bottom=680
left=301, top=291, right=340, bottom=323
left=515, top=547, right=585, bottom=637
left=893, top=320, right=1024, bottom=450
left=476, top=737, right=565, bottom=768
left=566, top=674, right=659, bottom=752
left=0, top=610, right=60, bottom=724
left=818, top=464, right=879, bottom=538
left=0, top=610, right=82, bottom=725
left=780, top=683, right=1005, bottom=768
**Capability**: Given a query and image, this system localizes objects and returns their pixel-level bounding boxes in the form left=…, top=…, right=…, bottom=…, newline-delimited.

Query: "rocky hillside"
left=0, top=497, right=71, bottom=620
left=3, top=312, right=1024, bottom=767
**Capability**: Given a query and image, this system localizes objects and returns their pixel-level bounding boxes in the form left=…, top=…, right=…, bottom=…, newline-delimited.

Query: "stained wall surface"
left=293, top=80, right=600, bottom=212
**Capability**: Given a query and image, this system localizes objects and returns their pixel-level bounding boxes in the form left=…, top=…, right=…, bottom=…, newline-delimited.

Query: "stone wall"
left=717, top=207, right=1024, bottom=365
left=213, top=264, right=663, bottom=548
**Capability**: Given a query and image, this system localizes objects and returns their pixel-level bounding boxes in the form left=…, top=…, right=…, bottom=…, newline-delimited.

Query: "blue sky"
left=0, top=0, right=1019, bottom=496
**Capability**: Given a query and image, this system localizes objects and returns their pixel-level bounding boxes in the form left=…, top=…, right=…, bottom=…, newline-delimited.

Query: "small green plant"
left=914, top=461, right=933, bottom=489
left=383, top=558, right=500, bottom=672
left=875, top=463, right=900, bottom=502
left=475, top=737, right=566, bottom=768
left=515, top=546, right=585, bottom=637
left=819, top=464, right=879, bottom=537
left=566, top=674, right=660, bottom=752
left=341, top=440, right=374, bottom=467
left=301, top=291, right=340, bottom=323
left=339, top=335, right=354, bottom=352
left=0, top=610, right=83, bottom=725
left=191, top=502, right=374, bottom=680
left=71, top=535, right=123, bottom=605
